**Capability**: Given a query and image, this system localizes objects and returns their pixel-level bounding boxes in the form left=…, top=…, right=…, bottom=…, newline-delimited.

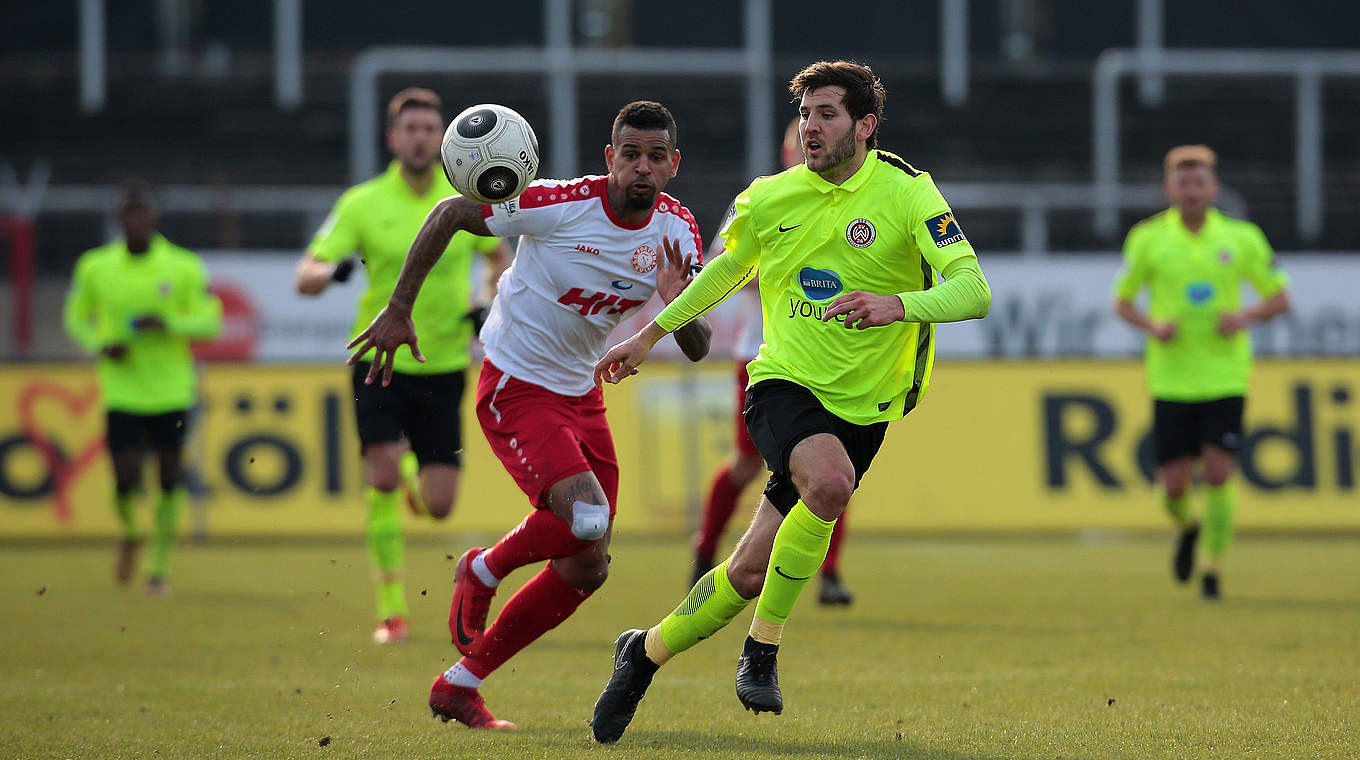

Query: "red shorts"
left=475, top=358, right=619, bottom=513
left=734, top=363, right=759, bottom=457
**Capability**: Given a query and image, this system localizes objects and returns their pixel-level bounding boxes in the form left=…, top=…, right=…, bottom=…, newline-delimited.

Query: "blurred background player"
left=590, top=61, right=991, bottom=742
left=348, top=101, right=711, bottom=729
left=691, top=117, right=854, bottom=605
left=294, top=87, right=512, bottom=643
left=1113, top=145, right=1290, bottom=600
left=62, top=180, right=223, bottom=595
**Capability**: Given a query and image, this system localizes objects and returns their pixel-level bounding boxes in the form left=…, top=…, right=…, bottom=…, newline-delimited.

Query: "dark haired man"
left=588, top=60, right=992, bottom=742
left=64, top=180, right=223, bottom=595
left=348, top=100, right=712, bottom=728
left=295, top=87, right=512, bottom=644
left=1113, top=145, right=1289, bottom=600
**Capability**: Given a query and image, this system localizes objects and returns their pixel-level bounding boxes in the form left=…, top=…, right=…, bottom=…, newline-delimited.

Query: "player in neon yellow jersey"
left=64, top=180, right=223, bottom=595
left=588, top=60, right=991, bottom=741
left=1113, top=145, right=1290, bottom=601
left=295, top=88, right=511, bottom=643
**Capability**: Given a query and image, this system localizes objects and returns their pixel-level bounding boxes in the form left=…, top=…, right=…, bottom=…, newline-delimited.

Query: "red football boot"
left=448, top=548, right=496, bottom=656
left=428, top=675, right=515, bottom=730
left=373, top=616, right=409, bottom=644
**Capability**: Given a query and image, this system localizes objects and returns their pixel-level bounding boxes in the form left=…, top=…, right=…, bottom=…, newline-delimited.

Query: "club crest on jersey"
left=631, top=245, right=657, bottom=274
left=798, top=267, right=843, bottom=301
left=845, top=218, right=876, bottom=248
left=1218, top=250, right=1234, bottom=264
left=926, top=212, right=966, bottom=248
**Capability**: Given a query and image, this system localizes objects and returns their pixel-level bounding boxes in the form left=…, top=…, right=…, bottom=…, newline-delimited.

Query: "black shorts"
left=743, top=379, right=888, bottom=515
left=351, top=362, right=466, bottom=466
left=106, top=409, right=189, bottom=455
left=1152, top=396, right=1245, bottom=465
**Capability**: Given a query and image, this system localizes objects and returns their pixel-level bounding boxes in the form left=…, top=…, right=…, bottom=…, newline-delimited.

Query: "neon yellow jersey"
left=720, top=150, right=978, bottom=424
left=63, top=234, right=223, bottom=414
left=311, top=161, right=501, bottom=374
left=1114, top=207, right=1289, bottom=402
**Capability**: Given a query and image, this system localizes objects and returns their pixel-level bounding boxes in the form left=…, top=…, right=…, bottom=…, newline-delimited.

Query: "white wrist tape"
left=571, top=501, right=610, bottom=541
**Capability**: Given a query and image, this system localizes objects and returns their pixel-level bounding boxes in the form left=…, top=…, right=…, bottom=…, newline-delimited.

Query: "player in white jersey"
left=348, top=101, right=712, bottom=729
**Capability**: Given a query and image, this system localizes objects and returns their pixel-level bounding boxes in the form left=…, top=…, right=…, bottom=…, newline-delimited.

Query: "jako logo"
left=798, top=267, right=843, bottom=301
left=1186, top=282, right=1214, bottom=304
left=575, top=244, right=600, bottom=255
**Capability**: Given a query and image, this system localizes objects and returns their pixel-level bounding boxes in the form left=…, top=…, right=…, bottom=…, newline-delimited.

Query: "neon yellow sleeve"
left=896, top=255, right=990, bottom=323
left=655, top=251, right=758, bottom=332
left=63, top=255, right=103, bottom=354
left=1113, top=225, right=1150, bottom=300
left=655, top=189, right=761, bottom=332
left=309, top=190, right=361, bottom=262
left=1242, top=223, right=1289, bottom=298
left=165, top=257, right=224, bottom=339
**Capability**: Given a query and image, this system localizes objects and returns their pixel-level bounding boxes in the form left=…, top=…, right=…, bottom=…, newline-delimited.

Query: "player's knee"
left=570, top=501, right=610, bottom=542
left=426, top=496, right=455, bottom=520
left=368, top=470, right=401, bottom=492
left=802, top=472, right=853, bottom=514
left=557, top=554, right=609, bottom=592
left=1163, top=478, right=1189, bottom=499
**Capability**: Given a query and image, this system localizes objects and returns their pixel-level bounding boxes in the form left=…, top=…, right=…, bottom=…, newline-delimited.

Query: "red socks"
left=461, top=564, right=589, bottom=679
left=694, top=465, right=742, bottom=561
left=483, top=508, right=592, bottom=580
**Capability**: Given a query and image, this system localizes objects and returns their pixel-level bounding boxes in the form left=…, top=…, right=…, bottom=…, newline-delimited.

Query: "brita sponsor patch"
left=926, top=212, right=966, bottom=248
left=798, top=267, right=843, bottom=301
left=1186, top=282, right=1215, bottom=304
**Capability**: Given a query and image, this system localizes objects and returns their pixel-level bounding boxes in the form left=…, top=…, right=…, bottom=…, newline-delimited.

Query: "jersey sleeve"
left=906, top=175, right=977, bottom=273
left=309, top=189, right=361, bottom=263
left=481, top=182, right=573, bottom=238
left=1241, top=223, right=1289, bottom=298
left=654, top=189, right=759, bottom=331
left=716, top=189, right=761, bottom=267
left=62, top=253, right=103, bottom=354
left=165, top=252, right=224, bottom=340
left=1112, top=224, right=1150, bottom=300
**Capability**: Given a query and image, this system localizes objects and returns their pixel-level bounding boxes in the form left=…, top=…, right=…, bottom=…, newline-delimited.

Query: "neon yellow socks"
left=113, top=489, right=140, bottom=541
left=648, top=559, right=753, bottom=665
left=1203, top=482, right=1237, bottom=559
left=146, top=488, right=183, bottom=579
left=1162, top=491, right=1192, bottom=526
left=751, top=501, right=834, bottom=645
left=365, top=487, right=408, bottom=620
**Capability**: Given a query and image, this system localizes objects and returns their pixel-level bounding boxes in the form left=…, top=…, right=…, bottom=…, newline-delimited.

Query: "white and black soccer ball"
left=441, top=104, right=540, bottom=205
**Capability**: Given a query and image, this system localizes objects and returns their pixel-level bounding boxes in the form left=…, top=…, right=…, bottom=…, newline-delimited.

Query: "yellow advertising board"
left=0, top=360, right=1354, bottom=538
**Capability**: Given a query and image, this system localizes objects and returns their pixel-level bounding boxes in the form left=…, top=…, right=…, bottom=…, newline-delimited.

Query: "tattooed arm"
left=347, top=196, right=492, bottom=386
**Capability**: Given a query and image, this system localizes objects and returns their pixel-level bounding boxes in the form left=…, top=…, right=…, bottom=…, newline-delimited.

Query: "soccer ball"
left=441, top=104, right=540, bottom=205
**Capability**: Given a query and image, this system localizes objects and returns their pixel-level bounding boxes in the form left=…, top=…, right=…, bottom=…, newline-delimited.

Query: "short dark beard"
left=624, top=190, right=655, bottom=210
left=812, top=129, right=857, bottom=176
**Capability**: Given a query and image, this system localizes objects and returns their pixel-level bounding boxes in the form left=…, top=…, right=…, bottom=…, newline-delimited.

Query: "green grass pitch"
left=3, top=534, right=1357, bottom=759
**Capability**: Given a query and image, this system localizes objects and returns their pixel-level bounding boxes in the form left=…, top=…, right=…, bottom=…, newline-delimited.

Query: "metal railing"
left=349, top=0, right=773, bottom=184
left=1, top=181, right=1239, bottom=259
left=1093, top=48, right=1360, bottom=242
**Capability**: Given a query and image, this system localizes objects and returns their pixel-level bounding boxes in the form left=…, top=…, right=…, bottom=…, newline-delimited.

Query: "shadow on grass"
left=609, top=728, right=1022, bottom=760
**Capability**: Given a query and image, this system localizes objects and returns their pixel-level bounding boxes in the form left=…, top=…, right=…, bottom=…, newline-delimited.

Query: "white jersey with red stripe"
left=479, top=175, right=703, bottom=396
